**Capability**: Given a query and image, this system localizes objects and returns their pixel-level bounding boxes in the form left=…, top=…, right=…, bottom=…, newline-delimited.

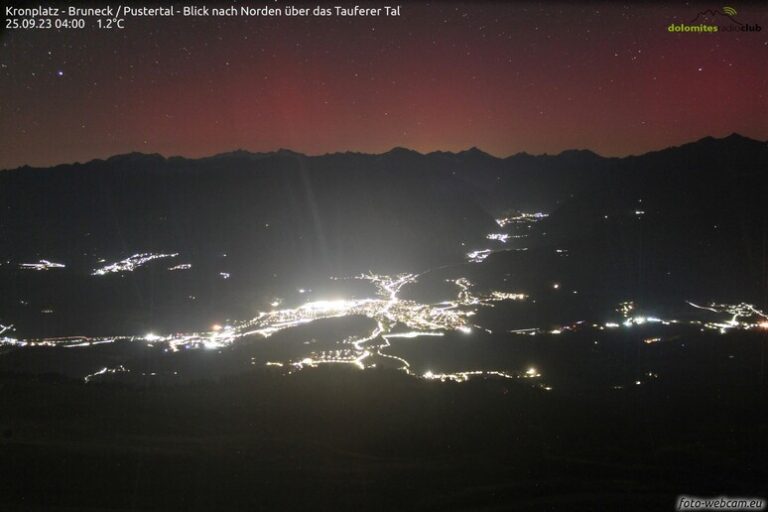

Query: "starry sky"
left=1, top=1, right=767, bottom=169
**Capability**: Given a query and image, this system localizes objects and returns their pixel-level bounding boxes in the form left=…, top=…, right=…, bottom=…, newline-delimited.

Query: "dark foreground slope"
left=0, top=363, right=766, bottom=512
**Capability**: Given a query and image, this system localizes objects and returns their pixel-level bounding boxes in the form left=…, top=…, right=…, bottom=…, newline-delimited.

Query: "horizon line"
left=1, top=132, right=762, bottom=172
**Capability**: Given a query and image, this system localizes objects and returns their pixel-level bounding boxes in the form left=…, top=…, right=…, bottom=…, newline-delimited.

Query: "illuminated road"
left=3, top=260, right=766, bottom=388
left=2, top=213, right=767, bottom=386
left=0, top=270, right=537, bottom=383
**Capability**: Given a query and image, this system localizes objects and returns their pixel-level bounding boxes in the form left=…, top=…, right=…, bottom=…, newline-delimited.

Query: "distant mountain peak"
left=458, top=146, right=494, bottom=159
left=229, top=148, right=257, bottom=156
left=275, top=148, right=303, bottom=157
left=556, top=148, right=600, bottom=158
left=723, top=132, right=753, bottom=142
left=205, top=148, right=305, bottom=161
left=383, top=147, right=422, bottom=157
left=106, top=152, right=165, bottom=163
left=691, top=133, right=763, bottom=147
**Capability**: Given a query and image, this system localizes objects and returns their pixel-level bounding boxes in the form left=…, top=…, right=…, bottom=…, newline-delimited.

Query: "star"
left=56, top=70, right=64, bottom=77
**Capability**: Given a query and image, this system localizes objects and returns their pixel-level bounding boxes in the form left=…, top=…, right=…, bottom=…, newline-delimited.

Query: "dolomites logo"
left=667, top=6, right=762, bottom=33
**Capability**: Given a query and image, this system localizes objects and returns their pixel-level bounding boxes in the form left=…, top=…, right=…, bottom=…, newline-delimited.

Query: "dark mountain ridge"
left=1, top=134, right=766, bottom=336
left=526, top=133, right=768, bottom=303
left=2, top=133, right=764, bottom=272
left=0, top=150, right=496, bottom=276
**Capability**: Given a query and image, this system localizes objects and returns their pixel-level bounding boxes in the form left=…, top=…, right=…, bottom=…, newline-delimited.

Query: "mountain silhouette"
left=529, top=133, right=768, bottom=302
left=1, top=134, right=766, bottom=336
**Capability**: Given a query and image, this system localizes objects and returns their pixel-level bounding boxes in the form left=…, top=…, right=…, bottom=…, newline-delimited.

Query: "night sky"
left=1, top=1, right=767, bottom=169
